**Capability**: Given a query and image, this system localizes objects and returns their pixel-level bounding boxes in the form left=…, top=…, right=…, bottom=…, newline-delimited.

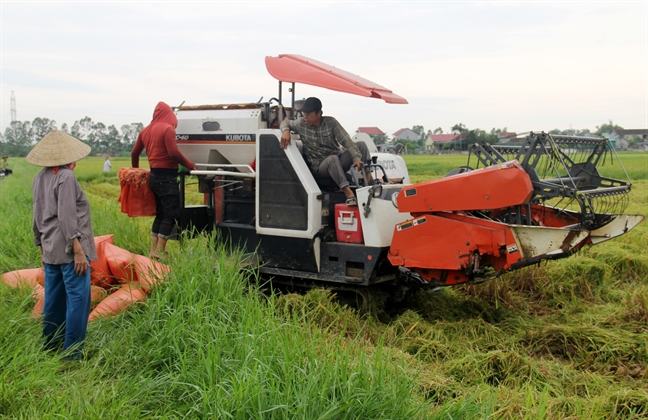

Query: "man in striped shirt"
left=280, top=97, right=371, bottom=206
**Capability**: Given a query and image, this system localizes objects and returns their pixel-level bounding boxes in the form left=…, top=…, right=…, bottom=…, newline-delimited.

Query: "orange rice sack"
left=90, top=285, right=108, bottom=307
left=133, top=255, right=170, bottom=293
left=31, top=284, right=45, bottom=319
left=89, top=282, right=146, bottom=321
left=103, top=243, right=137, bottom=284
left=1, top=268, right=44, bottom=289
left=91, top=234, right=115, bottom=288
left=118, top=168, right=156, bottom=217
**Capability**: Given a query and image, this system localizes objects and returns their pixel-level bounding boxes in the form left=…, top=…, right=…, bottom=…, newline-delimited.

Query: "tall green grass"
left=0, top=160, right=427, bottom=418
left=1, top=155, right=647, bottom=418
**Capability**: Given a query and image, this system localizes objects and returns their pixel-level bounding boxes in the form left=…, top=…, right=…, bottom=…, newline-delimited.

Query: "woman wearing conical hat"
left=27, top=130, right=96, bottom=360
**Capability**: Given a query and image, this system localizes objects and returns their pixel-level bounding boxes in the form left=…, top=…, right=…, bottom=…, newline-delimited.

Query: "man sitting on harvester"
left=280, top=97, right=372, bottom=206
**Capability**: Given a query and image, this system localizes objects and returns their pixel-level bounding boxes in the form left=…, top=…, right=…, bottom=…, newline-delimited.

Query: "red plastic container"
left=335, top=203, right=364, bottom=244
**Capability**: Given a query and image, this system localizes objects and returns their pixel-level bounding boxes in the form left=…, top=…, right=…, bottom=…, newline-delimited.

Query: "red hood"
left=151, top=102, right=177, bottom=127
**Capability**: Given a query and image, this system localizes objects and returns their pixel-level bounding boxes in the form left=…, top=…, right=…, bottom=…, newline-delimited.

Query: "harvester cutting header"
left=172, top=54, right=642, bottom=293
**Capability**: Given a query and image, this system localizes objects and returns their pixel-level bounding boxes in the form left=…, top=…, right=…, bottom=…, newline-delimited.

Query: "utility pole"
left=10, top=91, right=17, bottom=122
left=8, top=91, right=18, bottom=144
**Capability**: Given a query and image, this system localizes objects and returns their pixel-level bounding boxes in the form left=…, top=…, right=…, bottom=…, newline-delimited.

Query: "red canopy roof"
left=265, top=54, right=408, bottom=104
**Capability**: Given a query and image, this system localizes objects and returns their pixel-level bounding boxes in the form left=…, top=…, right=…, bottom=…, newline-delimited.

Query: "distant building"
left=425, top=133, right=461, bottom=152
left=601, top=128, right=648, bottom=150
left=635, top=141, right=648, bottom=152
left=393, top=128, right=420, bottom=141
left=356, top=126, right=387, bottom=145
left=357, top=127, right=385, bottom=137
left=618, top=129, right=648, bottom=150
left=618, top=129, right=648, bottom=138
left=496, top=132, right=518, bottom=144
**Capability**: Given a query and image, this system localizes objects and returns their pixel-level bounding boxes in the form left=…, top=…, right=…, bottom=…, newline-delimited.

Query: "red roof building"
left=425, top=133, right=461, bottom=151
left=426, top=134, right=461, bottom=143
left=393, top=128, right=420, bottom=141
left=357, top=127, right=385, bottom=136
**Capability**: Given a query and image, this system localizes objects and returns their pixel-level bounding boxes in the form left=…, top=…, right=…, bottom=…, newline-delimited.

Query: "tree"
left=373, top=133, right=387, bottom=146
left=2, top=121, right=33, bottom=156
left=119, top=123, right=143, bottom=155
left=31, top=117, right=57, bottom=141
left=411, top=125, right=425, bottom=139
left=90, top=121, right=107, bottom=154
left=433, top=127, right=443, bottom=135
left=71, top=116, right=95, bottom=143
left=464, top=129, right=498, bottom=147
left=595, top=121, right=623, bottom=136
left=394, top=138, right=423, bottom=154
left=451, top=123, right=467, bottom=134
left=1, top=116, right=146, bottom=156
left=489, top=127, right=508, bottom=136
left=101, top=124, right=120, bottom=155
left=450, top=123, right=469, bottom=150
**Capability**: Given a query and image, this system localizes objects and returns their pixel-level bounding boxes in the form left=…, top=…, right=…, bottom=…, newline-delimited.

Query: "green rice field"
left=0, top=152, right=646, bottom=418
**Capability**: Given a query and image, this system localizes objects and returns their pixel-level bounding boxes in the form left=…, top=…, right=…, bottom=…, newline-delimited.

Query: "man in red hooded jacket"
left=131, top=102, right=196, bottom=259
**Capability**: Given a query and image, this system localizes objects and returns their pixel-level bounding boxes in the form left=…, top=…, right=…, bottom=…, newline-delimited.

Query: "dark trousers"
left=316, top=141, right=371, bottom=189
left=43, top=261, right=91, bottom=359
left=149, top=169, right=180, bottom=239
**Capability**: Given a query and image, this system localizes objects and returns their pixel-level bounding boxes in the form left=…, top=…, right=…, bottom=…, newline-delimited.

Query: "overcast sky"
left=1, top=1, right=647, bottom=136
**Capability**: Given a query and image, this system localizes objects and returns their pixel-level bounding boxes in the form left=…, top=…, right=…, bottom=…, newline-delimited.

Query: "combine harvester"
left=174, top=54, right=642, bottom=301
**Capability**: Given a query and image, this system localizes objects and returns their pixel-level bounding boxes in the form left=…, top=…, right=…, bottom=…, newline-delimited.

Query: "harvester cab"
left=174, top=54, right=643, bottom=294
left=174, top=54, right=413, bottom=287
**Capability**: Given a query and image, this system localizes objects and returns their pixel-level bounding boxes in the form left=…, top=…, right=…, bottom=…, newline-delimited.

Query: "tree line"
left=0, top=117, right=144, bottom=157
left=392, top=123, right=513, bottom=153
left=392, top=121, right=641, bottom=153
left=1, top=116, right=641, bottom=157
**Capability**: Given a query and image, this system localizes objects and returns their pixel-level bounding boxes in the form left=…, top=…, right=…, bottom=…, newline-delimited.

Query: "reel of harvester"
left=388, top=132, right=642, bottom=288
left=468, top=133, right=631, bottom=229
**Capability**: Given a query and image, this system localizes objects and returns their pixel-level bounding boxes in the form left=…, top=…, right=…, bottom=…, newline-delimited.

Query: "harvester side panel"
left=175, top=108, right=260, bottom=167
left=397, top=161, right=533, bottom=213
left=388, top=213, right=521, bottom=273
left=257, top=134, right=309, bottom=230
left=255, top=130, right=322, bottom=239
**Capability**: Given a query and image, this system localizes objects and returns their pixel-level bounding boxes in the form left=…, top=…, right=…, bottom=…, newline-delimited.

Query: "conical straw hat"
left=26, top=130, right=91, bottom=167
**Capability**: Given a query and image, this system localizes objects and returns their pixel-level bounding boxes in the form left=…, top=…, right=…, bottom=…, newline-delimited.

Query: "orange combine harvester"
left=167, top=54, right=642, bottom=300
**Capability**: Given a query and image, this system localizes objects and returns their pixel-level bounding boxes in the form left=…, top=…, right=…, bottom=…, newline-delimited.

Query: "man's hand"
left=72, top=239, right=87, bottom=276
left=353, top=159, right=363, bottom=171
left=74, top=252, right=88, bottom=276
left=281, top=130, right=291, bottom=149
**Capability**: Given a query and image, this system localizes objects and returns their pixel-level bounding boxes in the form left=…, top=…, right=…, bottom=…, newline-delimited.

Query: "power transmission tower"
left=10, top=91, right=17, bottom=122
